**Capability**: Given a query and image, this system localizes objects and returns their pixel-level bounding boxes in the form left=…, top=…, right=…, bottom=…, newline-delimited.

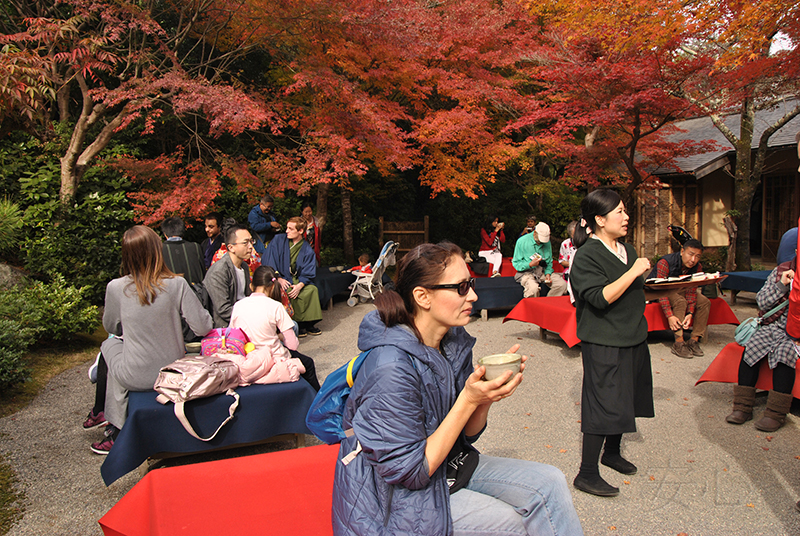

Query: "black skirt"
left=580, top=341, right=654, bottom=435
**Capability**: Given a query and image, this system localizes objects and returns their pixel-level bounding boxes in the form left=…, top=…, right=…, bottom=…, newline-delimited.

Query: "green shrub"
left=0, top=320, right=37, bottom=393
left=0, top=275, right=99, bottom=390
left=0, top=199, right=22, bottom=255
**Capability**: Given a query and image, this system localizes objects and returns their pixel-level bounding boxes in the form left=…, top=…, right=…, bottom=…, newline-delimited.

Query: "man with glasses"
left=204, top=225, right=254, bottom=328
left=262, top=217, right=323, bottom=336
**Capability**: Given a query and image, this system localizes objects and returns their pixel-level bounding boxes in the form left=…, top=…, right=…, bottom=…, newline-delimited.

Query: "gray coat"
left=203, top=253, right=252, bottom=328
left=102, top=276, right=212, bottom=428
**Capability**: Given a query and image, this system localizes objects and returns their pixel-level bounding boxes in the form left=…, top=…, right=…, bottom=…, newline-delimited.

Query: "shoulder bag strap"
left=173, top=388, right=240, bottom=441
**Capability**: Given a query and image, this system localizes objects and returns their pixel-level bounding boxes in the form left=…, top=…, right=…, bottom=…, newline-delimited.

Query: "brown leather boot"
left=754, top=391, right=794, bottom=432
left=725, top=385, right=756, bottom=424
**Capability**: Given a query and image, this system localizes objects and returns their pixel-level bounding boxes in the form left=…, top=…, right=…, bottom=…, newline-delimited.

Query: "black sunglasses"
left=428, top=278, right=475, bottom=296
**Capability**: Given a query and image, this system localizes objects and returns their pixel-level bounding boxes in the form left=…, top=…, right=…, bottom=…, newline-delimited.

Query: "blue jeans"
left=450, top=455, right=583, bottom=536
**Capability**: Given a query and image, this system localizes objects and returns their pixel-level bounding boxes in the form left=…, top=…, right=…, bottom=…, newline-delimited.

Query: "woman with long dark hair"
left=569, top=189, right=655, bottom=497
left=229, top=265, right=320, bottom=390
left=332, top=242, right=582, bottom=535
left=478, top=215, right=505, bottom=277
left=90, top=226, right=212, bottom=454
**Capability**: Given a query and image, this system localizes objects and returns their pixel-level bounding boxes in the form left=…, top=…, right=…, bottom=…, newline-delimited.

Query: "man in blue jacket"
left=249, top=194, right=281, bottom=255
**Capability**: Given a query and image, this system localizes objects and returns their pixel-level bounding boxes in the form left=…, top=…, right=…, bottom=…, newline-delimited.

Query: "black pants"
left=289, top=349, right=320, bottom=391
left=738, top=359, right=795, bottom=394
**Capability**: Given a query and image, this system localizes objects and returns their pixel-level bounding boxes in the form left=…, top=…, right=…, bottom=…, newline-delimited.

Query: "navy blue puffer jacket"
left=331, top=310, right=478, bottom=535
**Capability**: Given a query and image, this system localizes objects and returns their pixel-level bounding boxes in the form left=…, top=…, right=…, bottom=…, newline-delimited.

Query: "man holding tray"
left=648, top=239, right=710, bottom=358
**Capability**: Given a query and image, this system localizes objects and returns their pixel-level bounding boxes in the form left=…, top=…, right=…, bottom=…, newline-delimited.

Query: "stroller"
left=347, top=241, right=398, bottom=307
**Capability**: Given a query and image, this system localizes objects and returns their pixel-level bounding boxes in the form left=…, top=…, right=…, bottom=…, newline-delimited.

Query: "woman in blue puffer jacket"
left=332, top=242, right=582, bottom=535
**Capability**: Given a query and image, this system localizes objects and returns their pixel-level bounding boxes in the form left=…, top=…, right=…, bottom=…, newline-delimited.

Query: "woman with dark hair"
left=332, top=242, right=582, bottom=536
left=569, top=189, right=655, bottom=497
left=302, top=202, right=323, bottom=266
left=89, top=226, right=212, bottom=454
left=478, top=215, right=505, bottom=277
left=229, top=265, right=320, bottom=390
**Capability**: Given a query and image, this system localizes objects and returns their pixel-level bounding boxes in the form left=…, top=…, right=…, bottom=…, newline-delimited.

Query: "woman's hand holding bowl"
left=466, top=344, right=527, bottom=405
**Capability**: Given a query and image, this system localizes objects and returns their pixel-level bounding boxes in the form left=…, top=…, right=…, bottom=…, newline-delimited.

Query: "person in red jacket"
left=478, top=216, right=505, bottom=277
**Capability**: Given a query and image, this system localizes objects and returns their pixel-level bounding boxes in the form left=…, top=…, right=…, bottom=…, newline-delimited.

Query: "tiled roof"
left=655, top=98, right=800, bottom=176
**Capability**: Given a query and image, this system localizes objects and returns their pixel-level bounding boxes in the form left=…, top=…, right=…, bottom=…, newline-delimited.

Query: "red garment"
left=304, top=217, right=322, bottom=265
left=349, top=264, right=372, bottom=274
left=655, top=257, right=701, bottom=318
left=787, top=217, right=800, bottom=338
left=479, top=228, right=505, bottom=252
left=211, top=245, right=262, bottom=275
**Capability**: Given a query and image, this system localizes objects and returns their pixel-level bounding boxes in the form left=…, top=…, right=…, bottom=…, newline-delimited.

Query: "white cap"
left=534, top=222, right=550, bottom=242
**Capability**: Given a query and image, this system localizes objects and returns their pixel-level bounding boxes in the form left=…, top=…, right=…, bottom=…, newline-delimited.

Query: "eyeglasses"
left=232, top=239, right=255, bottom=246
left=428, top=278, right=475, bottom=296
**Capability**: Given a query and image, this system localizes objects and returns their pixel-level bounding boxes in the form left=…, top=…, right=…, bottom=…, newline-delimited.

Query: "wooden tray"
left=644, top=274, right=727, bottom=291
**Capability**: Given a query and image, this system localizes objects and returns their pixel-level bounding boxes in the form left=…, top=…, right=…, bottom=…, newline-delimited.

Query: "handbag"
left=201, top=327, right=250, bottom=356
left=154, top=354, right=241, bottom=441
left=734, top=300, right=789, bottom=346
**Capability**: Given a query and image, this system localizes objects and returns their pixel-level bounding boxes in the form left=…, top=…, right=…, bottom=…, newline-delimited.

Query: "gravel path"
left=2, top=294, right=800, bottom=535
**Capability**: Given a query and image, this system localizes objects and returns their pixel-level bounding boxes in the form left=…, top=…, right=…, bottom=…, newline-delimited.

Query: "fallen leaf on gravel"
left=766, top=436, right=773, bottom=442
left=524, top=427, right=529, bottom=429
left=575, top=401, right=580, bottom=405
left=608, top=526, right=616, bottom=531
left=546, top=445, right=552, bottom=448
left=655, top=371, right=660, bottom=374
left=559, top=449, right=567, bottom=453
left=687, top=460, right=695, bottom=463
left=525, top=413, right=531, bottom=416
left=762, top=447, right=769, bottom=451
left=649, top=475, right=656, bottom=481
left=667, top=398, right=671, bottom=401
left=794, top=456, right=800, bottom=460
left=677, top=533, right=688, bottom=536
left=683, top=397, right=688, bottom=401
left=747, top=503, right=754, bottom=508
left=723, top=468, right=728, bottom=471
left=623, top=480, right=630, bottom=485
left=688, top=449, right=694, bottom=452
left=708, top=415, right=714, bottom=418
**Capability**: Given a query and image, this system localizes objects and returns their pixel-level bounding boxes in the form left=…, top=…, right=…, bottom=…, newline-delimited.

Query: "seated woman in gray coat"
left=88, top=226, right=212, bottom=454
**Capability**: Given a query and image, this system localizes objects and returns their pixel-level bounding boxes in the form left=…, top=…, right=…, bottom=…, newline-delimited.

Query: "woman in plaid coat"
left=726, top=255, right=797, bottom=432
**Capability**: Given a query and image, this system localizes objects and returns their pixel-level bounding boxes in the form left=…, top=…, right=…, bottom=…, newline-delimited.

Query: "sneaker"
left=88, top=352, right=101, bottom=383
left=307, top=326, right=322, bottom=336
left=686, top=339, right=704, bottom=357
left=298, top=329, right=308, bottom=338
left=491, top=272, right=501, bottom=278
left=90, top=437, right=114, bottom=455
left=671, top=340, right=693, bottom=359
left=82, top=410, right=108, bottom=430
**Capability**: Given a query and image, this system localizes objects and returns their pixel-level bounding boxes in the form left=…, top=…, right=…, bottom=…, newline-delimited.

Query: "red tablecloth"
left=99, top=444, right=340, bottom=536
left=695, top=342, right=800, bottom=398
left=503, top=297, right=740, bottom=348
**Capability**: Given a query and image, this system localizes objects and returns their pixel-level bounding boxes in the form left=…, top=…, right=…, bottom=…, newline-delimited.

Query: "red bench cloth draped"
left=99, top=443, right=340, bottom=536
left=503, top=297, right=739, bottom=348
left=695, top=342, right=800, bottom=399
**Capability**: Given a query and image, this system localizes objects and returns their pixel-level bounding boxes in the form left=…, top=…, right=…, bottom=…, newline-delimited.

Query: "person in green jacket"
left=511, top=222, right=567, bottom=297
left=569, top=189, right=657, bottom=498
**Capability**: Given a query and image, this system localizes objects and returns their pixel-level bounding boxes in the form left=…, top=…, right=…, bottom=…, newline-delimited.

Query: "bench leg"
left=295, top=434, right=306, bottom=448
left=540, top=327, right=546, bottom=340
left=481, top=309, right=488, bottom=322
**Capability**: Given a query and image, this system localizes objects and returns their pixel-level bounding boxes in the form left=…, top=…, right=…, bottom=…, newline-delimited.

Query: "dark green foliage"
left=0, top=275, right=99, bottom=391
left=1, top=129, right=135, bottom=304
left=700, top=246, right=727, bottom=273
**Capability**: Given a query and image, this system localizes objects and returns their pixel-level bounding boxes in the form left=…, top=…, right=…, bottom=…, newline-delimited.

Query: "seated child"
left=345, top=253, right=372, bottom=274
left=228, top=265, right=320, bottom=390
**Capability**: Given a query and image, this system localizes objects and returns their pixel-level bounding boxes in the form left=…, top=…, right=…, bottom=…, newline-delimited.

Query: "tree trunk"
left=723, top=215, right=737, bottom=272
left=341, top=186, right=354, bottom=263
left=316, top=182, right=330, bottom=228
left=731, top=98, right=756, bottom=271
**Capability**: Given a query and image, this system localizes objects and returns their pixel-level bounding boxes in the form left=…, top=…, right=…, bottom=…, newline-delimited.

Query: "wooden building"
left=634, top=100, right=800, bottom=261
